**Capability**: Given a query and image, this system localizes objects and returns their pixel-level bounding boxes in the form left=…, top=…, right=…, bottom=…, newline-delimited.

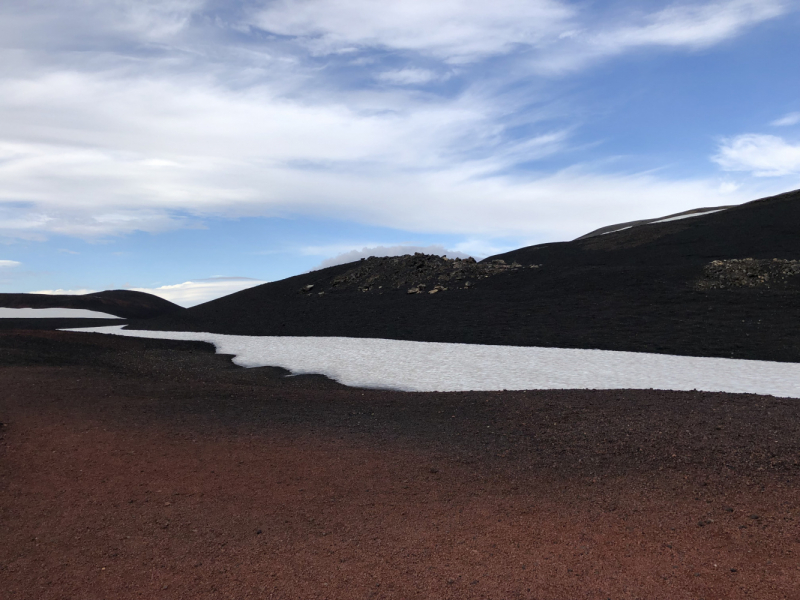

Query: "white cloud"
left=717, top=180, right=741, bottom=194
left=0, top=69, right=572, bottom=238
left=713, top=134, right=800, bottom=177
left=0, top=0, right=792, bottom=244
left=772, top=112, right=800, bottom=127
left=0, top=0, right=202, bottom=50
left=313, top=244, right=472, bottom=269
left=252, top=0, right=786, bottom=67
left=599, top=0, right=785, bottom=50
left=451, top=239, right=519, bottom=259
left=0, top=65, right=761, bottom=243
left=0, top=260, right=21, bottom=268
left=252, top=0, right=575, bottom=62
left=30, top=288, right=96, bottom=295
left=376, top=69, right=440, bottom=85
left=532, top=0, right=789, bottom=73
left=247, top=0, right=790, bottom=76
left=130, top=277, right=268, bottom=307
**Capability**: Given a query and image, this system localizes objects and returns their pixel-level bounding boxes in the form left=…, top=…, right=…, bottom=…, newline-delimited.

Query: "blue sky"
left=1, top=0, right=799, bottom=305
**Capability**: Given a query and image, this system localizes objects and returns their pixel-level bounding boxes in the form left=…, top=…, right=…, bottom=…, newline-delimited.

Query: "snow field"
left=65, top=325, right=800, bottom=398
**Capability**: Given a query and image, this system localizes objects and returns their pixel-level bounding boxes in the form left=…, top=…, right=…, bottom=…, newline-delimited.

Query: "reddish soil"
left=2, top=330, right=800, bottom=599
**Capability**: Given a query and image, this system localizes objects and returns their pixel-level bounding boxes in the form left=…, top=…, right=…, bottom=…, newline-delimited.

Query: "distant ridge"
left=0, top=290, right=184, bottom=320
left=130, top=188, right=800, bottom=363
left=574, top=205, right=734, bottom=240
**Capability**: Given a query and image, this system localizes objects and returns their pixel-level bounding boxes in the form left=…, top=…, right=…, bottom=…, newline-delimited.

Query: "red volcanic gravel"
left=2, top=330, right=800, bottom=599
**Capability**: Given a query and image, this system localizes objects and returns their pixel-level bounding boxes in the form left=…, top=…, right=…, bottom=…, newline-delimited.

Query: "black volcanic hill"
left=0, top=290, right=184, bottom=320
left=131, top=188, right=800, bottom=363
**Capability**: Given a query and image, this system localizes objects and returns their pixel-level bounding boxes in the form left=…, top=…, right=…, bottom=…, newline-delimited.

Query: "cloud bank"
left=0, top=0, right=794, bottom=243
left=130, top=277, right=268, bottom=307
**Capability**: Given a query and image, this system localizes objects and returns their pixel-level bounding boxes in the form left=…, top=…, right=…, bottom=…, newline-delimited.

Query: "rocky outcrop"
left=697, top=258, right=800, bottom=290
left=303, top=253, right=539, bottom=295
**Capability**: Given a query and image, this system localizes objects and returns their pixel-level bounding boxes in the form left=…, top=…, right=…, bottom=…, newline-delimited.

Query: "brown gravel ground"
left=2, top=330, right=800, bottom=600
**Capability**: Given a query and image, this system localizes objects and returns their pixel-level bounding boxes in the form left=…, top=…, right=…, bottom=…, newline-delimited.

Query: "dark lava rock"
left=697, top=258, right=800, bottom=290
left=321, top=253, right=535, bottom=295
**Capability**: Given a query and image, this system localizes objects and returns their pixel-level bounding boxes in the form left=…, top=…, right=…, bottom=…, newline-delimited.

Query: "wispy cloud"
left=713, top=134, right=800, bottom=177
left=251, top=0, right=788, bottom=74
left=772, top=112, right=800, bottom=127
left=130, top=277, right=268, bottom=307
left=0, top=66, right=773, bottom=242
left=251, top=0, right=575, bottom=62
left=451, top=239, right=521, bottom=259
left=0, top=0, right=792, bottom=244
left=30, top=288, right=96, bottom=295
left=0, top=260, right=21, bottom=268
left=599, top=0, right=785, bottom=50
left=528, top=0, right=789, bottom=73
left=376, top=68, right=441, bottom=85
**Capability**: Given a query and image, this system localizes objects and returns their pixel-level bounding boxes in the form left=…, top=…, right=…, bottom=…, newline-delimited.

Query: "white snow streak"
left=649, top=208, right=727, bottom=224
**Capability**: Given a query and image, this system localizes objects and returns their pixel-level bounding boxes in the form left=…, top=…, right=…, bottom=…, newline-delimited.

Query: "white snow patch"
left=601, top=226, right=632, bottom=235
left=649, top=209, right=726, bottom=224
left=65, top=326, right=800, bottom=398
left=1, top=307, right=122, bottom=319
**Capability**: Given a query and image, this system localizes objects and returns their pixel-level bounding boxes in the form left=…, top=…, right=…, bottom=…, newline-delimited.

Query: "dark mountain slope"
left=0, top=290, right=184, bottom=320
left=131, top=189, right=800, bottom=362
left=573, top=205, right=734, bottom=240
left=496, top=188, right=800, bottom=268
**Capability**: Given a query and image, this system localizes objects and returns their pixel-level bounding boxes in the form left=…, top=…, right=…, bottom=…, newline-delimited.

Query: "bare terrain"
left=2, top=330, right=799, bottom=599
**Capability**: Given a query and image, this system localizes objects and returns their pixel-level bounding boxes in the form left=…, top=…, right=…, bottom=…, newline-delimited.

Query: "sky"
left=1, top=0, right=799, bottom=306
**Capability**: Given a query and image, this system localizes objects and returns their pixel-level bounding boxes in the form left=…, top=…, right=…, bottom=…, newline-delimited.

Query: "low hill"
left=0, top=290, right=184, bottom=320
left=130, top=188, right=800, bottom=363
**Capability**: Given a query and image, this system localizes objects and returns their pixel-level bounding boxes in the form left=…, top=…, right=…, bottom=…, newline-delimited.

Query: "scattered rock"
left=314, top=253, right=538, bottom=296
left=697, top=519, right=713, bottom=527
left=698, top=258, right=800, bottom=290
left=300, top=284, right=315, bottom=293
